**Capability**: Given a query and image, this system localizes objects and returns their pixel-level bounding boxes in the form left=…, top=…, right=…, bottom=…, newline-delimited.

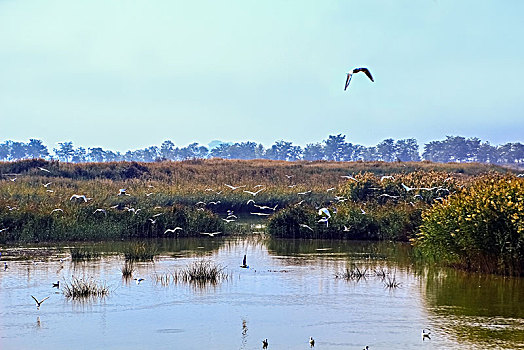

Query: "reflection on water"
left=0, top=237, right=523, bottom=349
left=422, top=268, right=524, bottom=348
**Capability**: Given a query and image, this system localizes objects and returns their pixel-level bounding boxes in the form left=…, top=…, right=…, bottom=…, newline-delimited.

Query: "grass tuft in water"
left=121, top=260, right=135, bottom=278
left=383, top=274, right=402, bottom=289
left=62, top=276, right=109, bottom=299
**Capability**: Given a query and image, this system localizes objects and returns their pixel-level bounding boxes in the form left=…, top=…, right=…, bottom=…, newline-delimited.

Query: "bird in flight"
left=224, top=184, right=246, bottom=191
left=70, top=194, right=89, bottom=202
left=345, top=67, right=374, bottom=90
left=164, top=227, right=183, bottom=234
left=243, top=188, right=264, bottom=196
left=200, top=231, right=222, bottom=237
left=31, top=295, right=50, bottom=309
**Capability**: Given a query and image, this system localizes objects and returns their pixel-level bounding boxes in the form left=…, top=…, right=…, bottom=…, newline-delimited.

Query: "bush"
left=414, top=175, right=524, bottom=275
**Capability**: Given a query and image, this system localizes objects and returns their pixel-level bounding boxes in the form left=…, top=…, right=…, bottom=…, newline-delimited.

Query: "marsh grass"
left=121, top=260, right=135, bottom=278
left=70, top=247, right=100, bottom=261
left=383, top=274, right=402, bottom=289
left=153, top=260, right=230, bottom=287
left=62, top=276, right=110, bottom=300
left=335, top=264, right=369, bottom=281
left=123, top=242, right=157, bottom=261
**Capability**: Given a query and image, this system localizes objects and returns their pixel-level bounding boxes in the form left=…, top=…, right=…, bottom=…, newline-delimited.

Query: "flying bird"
left=422, top=329, right=431, bottom=340
left=134, top=278, right=145, bottom=285
left=345, top=67, right=374, bottom=90
left=118, top=188, right=130, bottom=196
left=43, top=182, right=52, bottom=187
left=70, top=194, right=89, bottom=202
left=243, top=188, right=264, bottom=196
left=164, top=227, right=183, bottom=234
left=300, top=224, right=314, bottom=231
left=52, top=281, right=60, bottom=288
left=38, top=167, right=51, bottom=173
left=318, top=208, right=331, bottom=218
left=200, top=231, right=222, bottom=237
left=224, top=184, right=246, bottom=191
left=31, top=295, right=50, bottom=309
left=93, top=208, right=107, bottom=216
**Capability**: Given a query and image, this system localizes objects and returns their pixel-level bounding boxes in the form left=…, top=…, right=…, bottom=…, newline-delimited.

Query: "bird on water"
left=345, top=67, right=374, bottom=90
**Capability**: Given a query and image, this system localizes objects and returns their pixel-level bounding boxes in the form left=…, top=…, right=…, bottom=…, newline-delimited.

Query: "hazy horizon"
left=1, top=1, right=523, bottom=152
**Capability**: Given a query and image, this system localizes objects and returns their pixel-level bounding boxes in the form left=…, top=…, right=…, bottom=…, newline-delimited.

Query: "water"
left=1, top=237, right=523, bottom=349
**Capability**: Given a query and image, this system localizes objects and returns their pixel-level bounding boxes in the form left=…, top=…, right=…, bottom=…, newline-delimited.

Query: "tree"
left=71, top=147, right=87, bottom=163
left=376, top=139, right=396, bottom=162
left=395, top=139, right=420, bottom=161
left=324, top=134, right=348, bottom=161
left=303, top=143, right=324, bottom=161
left=26, top=139, right=49, bottom=159
left=0, top=141, right=9, bottom=160
left=54, top=142, right=75, bottom=162
left=266, top=140, right=302, bottom=161
left=160, top=140, right=177, bottom=160
left=88, top=147, right=106, bottom=162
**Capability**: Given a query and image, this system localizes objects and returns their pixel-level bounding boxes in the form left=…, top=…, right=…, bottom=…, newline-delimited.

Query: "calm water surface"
left=1, top=237, right=523, bottom=349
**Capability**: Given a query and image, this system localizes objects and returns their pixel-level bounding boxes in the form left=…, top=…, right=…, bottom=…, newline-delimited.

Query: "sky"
left=1, top=0, right=523, bottom=152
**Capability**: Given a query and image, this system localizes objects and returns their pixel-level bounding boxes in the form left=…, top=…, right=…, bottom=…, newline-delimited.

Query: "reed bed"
left=123, top=242, right=157, bottom=261
left=62, top=276, right=110, bottom=300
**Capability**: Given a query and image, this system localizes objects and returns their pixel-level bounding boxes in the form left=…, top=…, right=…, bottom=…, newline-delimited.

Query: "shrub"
left=415, top=175, right=524, bottom=275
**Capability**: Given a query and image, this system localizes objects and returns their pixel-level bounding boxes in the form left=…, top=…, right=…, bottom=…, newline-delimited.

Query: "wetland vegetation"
left=0, top=158, right=523, bottom=275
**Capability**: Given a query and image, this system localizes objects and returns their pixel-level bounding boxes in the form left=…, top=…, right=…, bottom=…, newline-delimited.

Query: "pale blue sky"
left=1, top=0, right=523, bottom=152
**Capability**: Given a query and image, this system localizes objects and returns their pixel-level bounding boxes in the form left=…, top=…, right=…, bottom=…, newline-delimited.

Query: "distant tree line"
left=0, top=135, right=523, bottom=165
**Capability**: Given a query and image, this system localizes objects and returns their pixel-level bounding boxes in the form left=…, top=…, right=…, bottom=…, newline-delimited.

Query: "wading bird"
left=0, top=227, right=8, bottom=233
left=309, top=336, right=315, bottom=347
left=31, top=295, right=50, bottom=309
left=318, top=217, right=329, bottom=227
left=345, top=67, right=374, bottom=90
left=262, top=339, right=268, bottom=349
